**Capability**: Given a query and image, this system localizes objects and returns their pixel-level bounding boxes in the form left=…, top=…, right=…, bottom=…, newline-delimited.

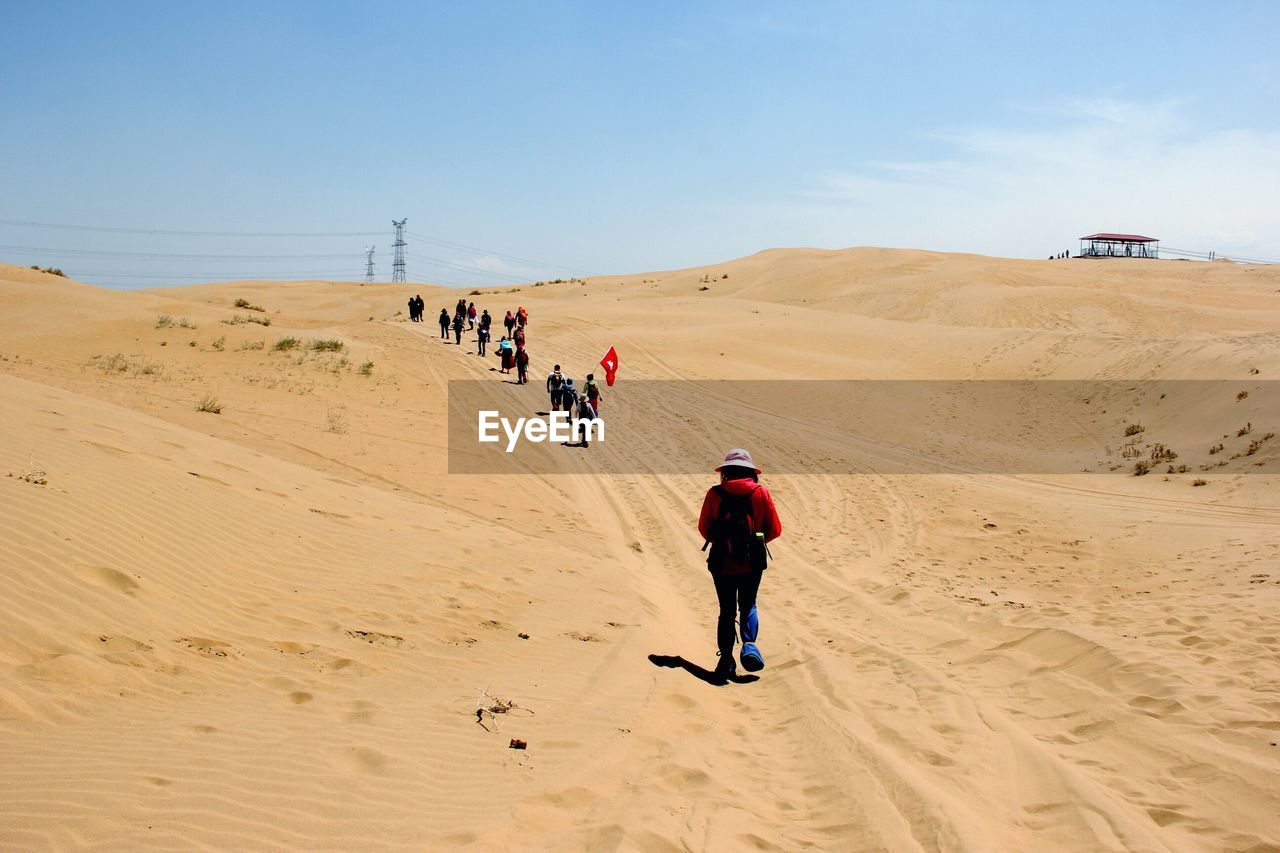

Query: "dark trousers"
left=440, top=324, right=448, bottom=338
left=712, top=569, right=762, bottom=656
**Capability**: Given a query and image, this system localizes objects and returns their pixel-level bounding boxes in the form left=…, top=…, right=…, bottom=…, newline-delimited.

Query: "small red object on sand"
left=509, top=739, right=527, bottom=750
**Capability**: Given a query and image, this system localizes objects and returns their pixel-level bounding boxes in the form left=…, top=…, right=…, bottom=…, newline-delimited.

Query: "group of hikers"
left=413, top=296, right=602, bottom=447
left=545, top=363, right=603, bottom=447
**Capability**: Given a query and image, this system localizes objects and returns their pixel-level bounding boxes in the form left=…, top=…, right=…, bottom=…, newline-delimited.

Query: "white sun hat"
left=715, top=448, right=760, bottom=474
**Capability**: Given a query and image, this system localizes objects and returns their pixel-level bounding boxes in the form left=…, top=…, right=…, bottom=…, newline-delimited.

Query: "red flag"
left=600, top=346, right=619, bottom=386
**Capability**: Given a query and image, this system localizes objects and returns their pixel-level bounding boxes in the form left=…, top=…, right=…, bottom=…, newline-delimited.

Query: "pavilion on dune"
left=1078, top=233, right=1158, bottom=259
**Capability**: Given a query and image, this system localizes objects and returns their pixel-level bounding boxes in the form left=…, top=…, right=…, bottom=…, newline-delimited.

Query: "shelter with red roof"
left=1079, top=233, right=1158, bottom=259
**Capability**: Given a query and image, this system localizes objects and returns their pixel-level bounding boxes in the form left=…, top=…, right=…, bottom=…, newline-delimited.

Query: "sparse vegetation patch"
left=273, top=337, right=300, bottom=351
left=195, top=394, right=223, bottom=414
left=92, top=353, right=130, bottom=373
left=222, top=314, right=271, bottom=326
left=309, top=339, right=344, bottom=352
left=326, top=408, right=348, bottom=434
left=233, top=298, right=265, bottom=312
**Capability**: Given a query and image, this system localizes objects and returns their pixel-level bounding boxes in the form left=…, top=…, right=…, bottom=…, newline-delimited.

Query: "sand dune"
left=1, top=250, right=1278, bottom=851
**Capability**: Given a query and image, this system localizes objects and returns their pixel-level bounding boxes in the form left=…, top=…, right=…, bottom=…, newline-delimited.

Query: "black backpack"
left=704, top=485, right=767, bottom=572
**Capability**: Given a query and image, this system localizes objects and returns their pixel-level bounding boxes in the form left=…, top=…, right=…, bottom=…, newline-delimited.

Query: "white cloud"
left=798, top=99, right=1280, bottom=261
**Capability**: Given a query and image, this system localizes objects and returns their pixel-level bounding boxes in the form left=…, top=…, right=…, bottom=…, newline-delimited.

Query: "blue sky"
left=2, top=1, right=1278, bottom=288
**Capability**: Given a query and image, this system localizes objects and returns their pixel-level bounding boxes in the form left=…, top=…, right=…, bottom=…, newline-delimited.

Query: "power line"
left=0, top=242, right=355, bottom=260
left=0, top=217, right=381, bottom=238
left=1, top=217, right=595, bottom=275
left=405, top=229, right=588, bottom=275
left=71, top=270, right=367, bottom=279
left=403, top=252, right=529, bottom=283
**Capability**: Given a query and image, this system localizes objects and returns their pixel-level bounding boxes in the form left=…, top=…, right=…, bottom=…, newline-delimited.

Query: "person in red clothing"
left=698, top=448, right=782, bottom=682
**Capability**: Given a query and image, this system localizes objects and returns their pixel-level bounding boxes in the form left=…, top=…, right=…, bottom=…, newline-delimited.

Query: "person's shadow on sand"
left=648, top=654, right=759, bottom=686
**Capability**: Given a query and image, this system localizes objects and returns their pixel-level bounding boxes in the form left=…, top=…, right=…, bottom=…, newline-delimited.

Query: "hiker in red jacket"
left=698, top=448, right=782, bottom=682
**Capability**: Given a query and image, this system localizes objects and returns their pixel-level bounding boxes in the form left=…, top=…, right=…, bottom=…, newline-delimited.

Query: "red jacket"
left=698, top=478, right=782, bottom=574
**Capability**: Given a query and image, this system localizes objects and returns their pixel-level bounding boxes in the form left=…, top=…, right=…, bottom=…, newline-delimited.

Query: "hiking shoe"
left=740, top=642, right=765, bottom=673
left=713, top=653, right=737, bottom=682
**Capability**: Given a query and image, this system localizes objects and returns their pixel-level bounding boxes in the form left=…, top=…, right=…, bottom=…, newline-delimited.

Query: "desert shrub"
left=326, top=408, right=348, bottom=434
left=155, top=315, right=173, bottom=328
left=176, top=318, right=196, bottom=329
left=237, top=340, right=264, bottom=351
left=273, top=337, right=300, bottom=351
left=211, top=336, right=225, bottom=351
left=1237, top=422, right=1252, bottom=437
left=1236, top=390, right=1249, bottom=401
left=94, top=353, right=130, bottom=373
left=1209, top=443, right=1224, bottom=455
left=233, top=298, right=265, bottom=312
left=1149, top=444, right=1177, bottom=463
left=223, top=314, right=271, bottom=327
left=359, top=361, right=373, bottom=376
left=195, top=394, right=222, bottom=414
left=1192, top=478, right=1207, bottom=487
left=132, top=360, right=163, bottom=376
left=1124, top=423, right=1144, bottom=437
left=1132, top=460, right=1151, bottom=476
left=699, top=285, right=710, bottom=291
left=309, top=339, right=344, bottom=352
left=469, top=289, right=482, bottom=295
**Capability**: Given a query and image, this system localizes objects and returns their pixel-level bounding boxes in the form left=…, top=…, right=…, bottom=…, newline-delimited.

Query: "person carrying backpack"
left=515, top=346, right=530, bottom=384
left=697, top=449, right=782, bottom=682
left=497, top=336, right=514, bottom=373
left=561, top=377, right=578, bottom=412
left=583, top=373, right=601, bottom=411
left=547, top=365, right=565, bottom=410
left=452, top=313, right=464, bottom=345
left=573, top=393, right=597, bottom=447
